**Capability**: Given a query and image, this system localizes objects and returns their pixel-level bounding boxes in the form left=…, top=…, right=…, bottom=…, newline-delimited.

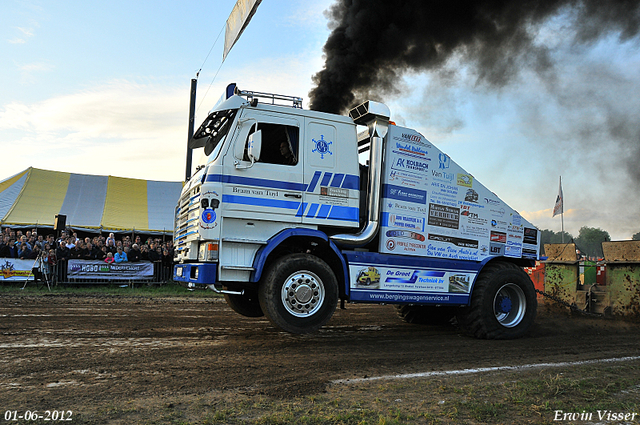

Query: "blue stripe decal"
left=320, top=173, right=333, bottom=187
left=307, top=203, right=319, bottom=217
left=296, top=202, right=308, bottom=217
left=222, top=195, right=300, bottom=210
left=307, top=171, right=322, bottom=192
left=327, top=206, right=359, bottom=222
left=341, top=175, right=359, bottom=190
left=330, top=173, right=345, bottom=188
left=381, top=212, right=389, bottom=227
left=207, top=174, right=306, bottom=192
left=316, top=204, right=331, bottom=219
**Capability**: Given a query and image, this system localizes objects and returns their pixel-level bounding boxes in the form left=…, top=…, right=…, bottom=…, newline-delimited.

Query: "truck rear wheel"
left=395, top=305, right=456, bottom=325
left=456, top=261, right=537, bottom=339
left=258, top=253, right=338, bottom=334
left=223, top=292, right=264, bottom=317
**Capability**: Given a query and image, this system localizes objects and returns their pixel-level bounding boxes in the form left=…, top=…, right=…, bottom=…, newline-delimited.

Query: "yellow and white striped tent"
left=0, top=168, right=182, bottom=234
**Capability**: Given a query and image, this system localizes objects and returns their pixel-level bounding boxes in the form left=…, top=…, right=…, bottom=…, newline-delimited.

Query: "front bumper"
left=173, top=263, right=217, bottom=287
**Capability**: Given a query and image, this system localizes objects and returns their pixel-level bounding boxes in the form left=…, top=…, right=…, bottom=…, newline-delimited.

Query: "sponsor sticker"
left=384, top=184, right=427, bottom=204
left=524, top=227, right=538, bottom=245
left=490, top=231, right=507, bottom=243
left=428, top=234, right=479, bottom=249
left=386, top=229, right=426, bottom=241
left=428, top=204, right=460, bottom=229
left=490, top=242, right=505, bottom=255
left=388, top=213, right=426, bottom=232
left=457, top=173, right=473, bottom=188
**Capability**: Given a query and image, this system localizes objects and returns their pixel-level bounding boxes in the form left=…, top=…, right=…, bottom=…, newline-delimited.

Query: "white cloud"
left=7, top=25, right=36, bottom=44
left=1, top=49, right=323, bottom=184
left=17, top=62, right=53, bottom=73
left=285, top=0, right=335, bottom=27
left=0, top=79, right=189, bottom=181
left=16, top=27, right=34, bottom=37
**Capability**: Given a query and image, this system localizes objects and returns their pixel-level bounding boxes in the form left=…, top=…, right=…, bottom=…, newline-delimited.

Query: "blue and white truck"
left=173, top=84, right=540, bottom=339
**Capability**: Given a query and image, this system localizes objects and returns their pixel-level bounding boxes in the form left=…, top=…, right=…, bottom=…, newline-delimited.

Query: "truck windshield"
left=189, top=109, right=238, bottom=156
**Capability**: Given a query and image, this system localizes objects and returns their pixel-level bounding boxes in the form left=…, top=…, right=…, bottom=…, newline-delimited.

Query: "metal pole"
left=560, top=176, right=564, bottom=244
left=185, top=78, right=198, bottom=182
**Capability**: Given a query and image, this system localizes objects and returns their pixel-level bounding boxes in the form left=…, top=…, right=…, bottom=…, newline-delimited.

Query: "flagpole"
left=560, top=176, right=564, bottom=243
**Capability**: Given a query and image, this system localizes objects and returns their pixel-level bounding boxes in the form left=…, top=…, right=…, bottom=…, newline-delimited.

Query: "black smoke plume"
left=309, top=0, right=640, bottom=114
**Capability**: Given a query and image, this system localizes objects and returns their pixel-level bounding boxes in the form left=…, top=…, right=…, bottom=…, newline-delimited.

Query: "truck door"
left=222, top=112, right=303, bottom=223
left=301, top=120, right=360, bottom=228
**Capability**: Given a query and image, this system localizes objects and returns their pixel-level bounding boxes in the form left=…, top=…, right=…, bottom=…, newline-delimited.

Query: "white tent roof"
left=0, top=167, right=182, bottom=234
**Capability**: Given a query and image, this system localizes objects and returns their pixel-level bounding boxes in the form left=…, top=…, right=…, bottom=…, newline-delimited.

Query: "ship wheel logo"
left=312, top=135, right=333, bottom=159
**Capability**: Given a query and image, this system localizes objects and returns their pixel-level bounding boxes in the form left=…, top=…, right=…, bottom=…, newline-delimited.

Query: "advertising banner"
left=0, top=258, right=36, bottom=281
left=67, top=260, right=154, bottom=280
left=378, top=125, right=539, bottom=261
left=348, top=262, right=475, bottom=304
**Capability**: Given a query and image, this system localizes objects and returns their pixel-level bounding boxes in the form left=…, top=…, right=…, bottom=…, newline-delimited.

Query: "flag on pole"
left=552, top=176, right=563, bottom=217
left=223, top=0, right=262, bottom=61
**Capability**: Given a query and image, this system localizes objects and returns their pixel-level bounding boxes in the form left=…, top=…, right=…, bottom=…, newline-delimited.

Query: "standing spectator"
left=129, top=244, right=141, bottom=262
left=18, top=243, right=31, bottom=259
left=69, top=241, right=83, bottom=259
left=45, top=248, right=57, bottom=281
left=114, top=247, right=128, bottom=263
left=28, top=245, right=42, bottom=260
left=6, top=239, right=18, bottom=258
left=104, top=252, right=115, bottom=264
left=34, top=234, right=46, bottom=251
left=162, top=248, right=173, bottom=281
left=83, top=242, right=98, bottom=260
left=97, top=246, right=108, bottom=261
left=56, top=230, right=67, bottom=245
left=56, top=241, right=70, bottom=261
left=106, top=232, right=116, bottom=247
left=16, top=235, right=31, bottom=250
left=140, top=244, right=149, bottom=261
left=2, top=238, right=10, bottom=257
left=106, top=238, right=117, bottom=254
left=148, top=243, right=160, bottom=262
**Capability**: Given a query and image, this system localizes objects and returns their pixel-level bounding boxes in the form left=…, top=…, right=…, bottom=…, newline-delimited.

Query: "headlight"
left=198, top=241, right=219, bottom=261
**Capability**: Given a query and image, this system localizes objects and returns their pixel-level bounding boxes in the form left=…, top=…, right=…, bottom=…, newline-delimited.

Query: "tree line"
left=540, top=227, right=640, bottom=258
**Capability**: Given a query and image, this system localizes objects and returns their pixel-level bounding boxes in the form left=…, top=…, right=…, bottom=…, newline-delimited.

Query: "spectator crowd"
left=0, top=227, right=174, bottom=268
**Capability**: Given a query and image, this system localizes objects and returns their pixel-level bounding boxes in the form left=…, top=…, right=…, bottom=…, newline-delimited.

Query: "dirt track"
left=1, top=294, right=639, bottom=423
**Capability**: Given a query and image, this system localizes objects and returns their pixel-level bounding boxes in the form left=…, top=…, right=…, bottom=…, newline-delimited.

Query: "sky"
left=1, top=0, right=639, bottom=240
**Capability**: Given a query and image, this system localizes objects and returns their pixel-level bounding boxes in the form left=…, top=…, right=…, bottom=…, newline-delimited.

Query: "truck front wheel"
left=259, top=253, right=338, bottom=334
left=456, top=261, right=537, bottom=339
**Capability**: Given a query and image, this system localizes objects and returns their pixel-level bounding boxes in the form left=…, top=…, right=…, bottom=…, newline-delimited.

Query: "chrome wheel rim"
left=281, top=270, right=325, bottom=317
left=493, top=283, right=526, bottom=328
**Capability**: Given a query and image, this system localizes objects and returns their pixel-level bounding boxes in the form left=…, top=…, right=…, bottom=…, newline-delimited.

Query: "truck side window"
left=245, top=123, right=299, bottom=166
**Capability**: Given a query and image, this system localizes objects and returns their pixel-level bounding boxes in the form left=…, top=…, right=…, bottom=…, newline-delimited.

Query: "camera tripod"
left=22, top=253, right=52, bottom=291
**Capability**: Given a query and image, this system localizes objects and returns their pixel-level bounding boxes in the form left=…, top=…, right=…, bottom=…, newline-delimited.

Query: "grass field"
left=0, top=281, right=218, bottom=298
left=82, top=360, right=640, bottom=424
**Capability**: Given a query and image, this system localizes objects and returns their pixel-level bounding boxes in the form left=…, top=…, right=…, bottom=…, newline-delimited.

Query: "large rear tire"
left=456, top=261, right=537, bottom=339
left=223, top=292, right=264, bottom=317
left=258, top=253, right=338, bottom=334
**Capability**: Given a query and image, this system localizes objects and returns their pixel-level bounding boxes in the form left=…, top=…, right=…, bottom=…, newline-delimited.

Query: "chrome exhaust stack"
left=331, top=101, right=389, bottom=247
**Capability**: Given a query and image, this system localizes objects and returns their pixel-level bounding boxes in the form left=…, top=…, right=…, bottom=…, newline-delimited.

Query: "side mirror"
left=236, top=130, right=262, bottom=169
left=247, top=130, right=262, bottom=162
